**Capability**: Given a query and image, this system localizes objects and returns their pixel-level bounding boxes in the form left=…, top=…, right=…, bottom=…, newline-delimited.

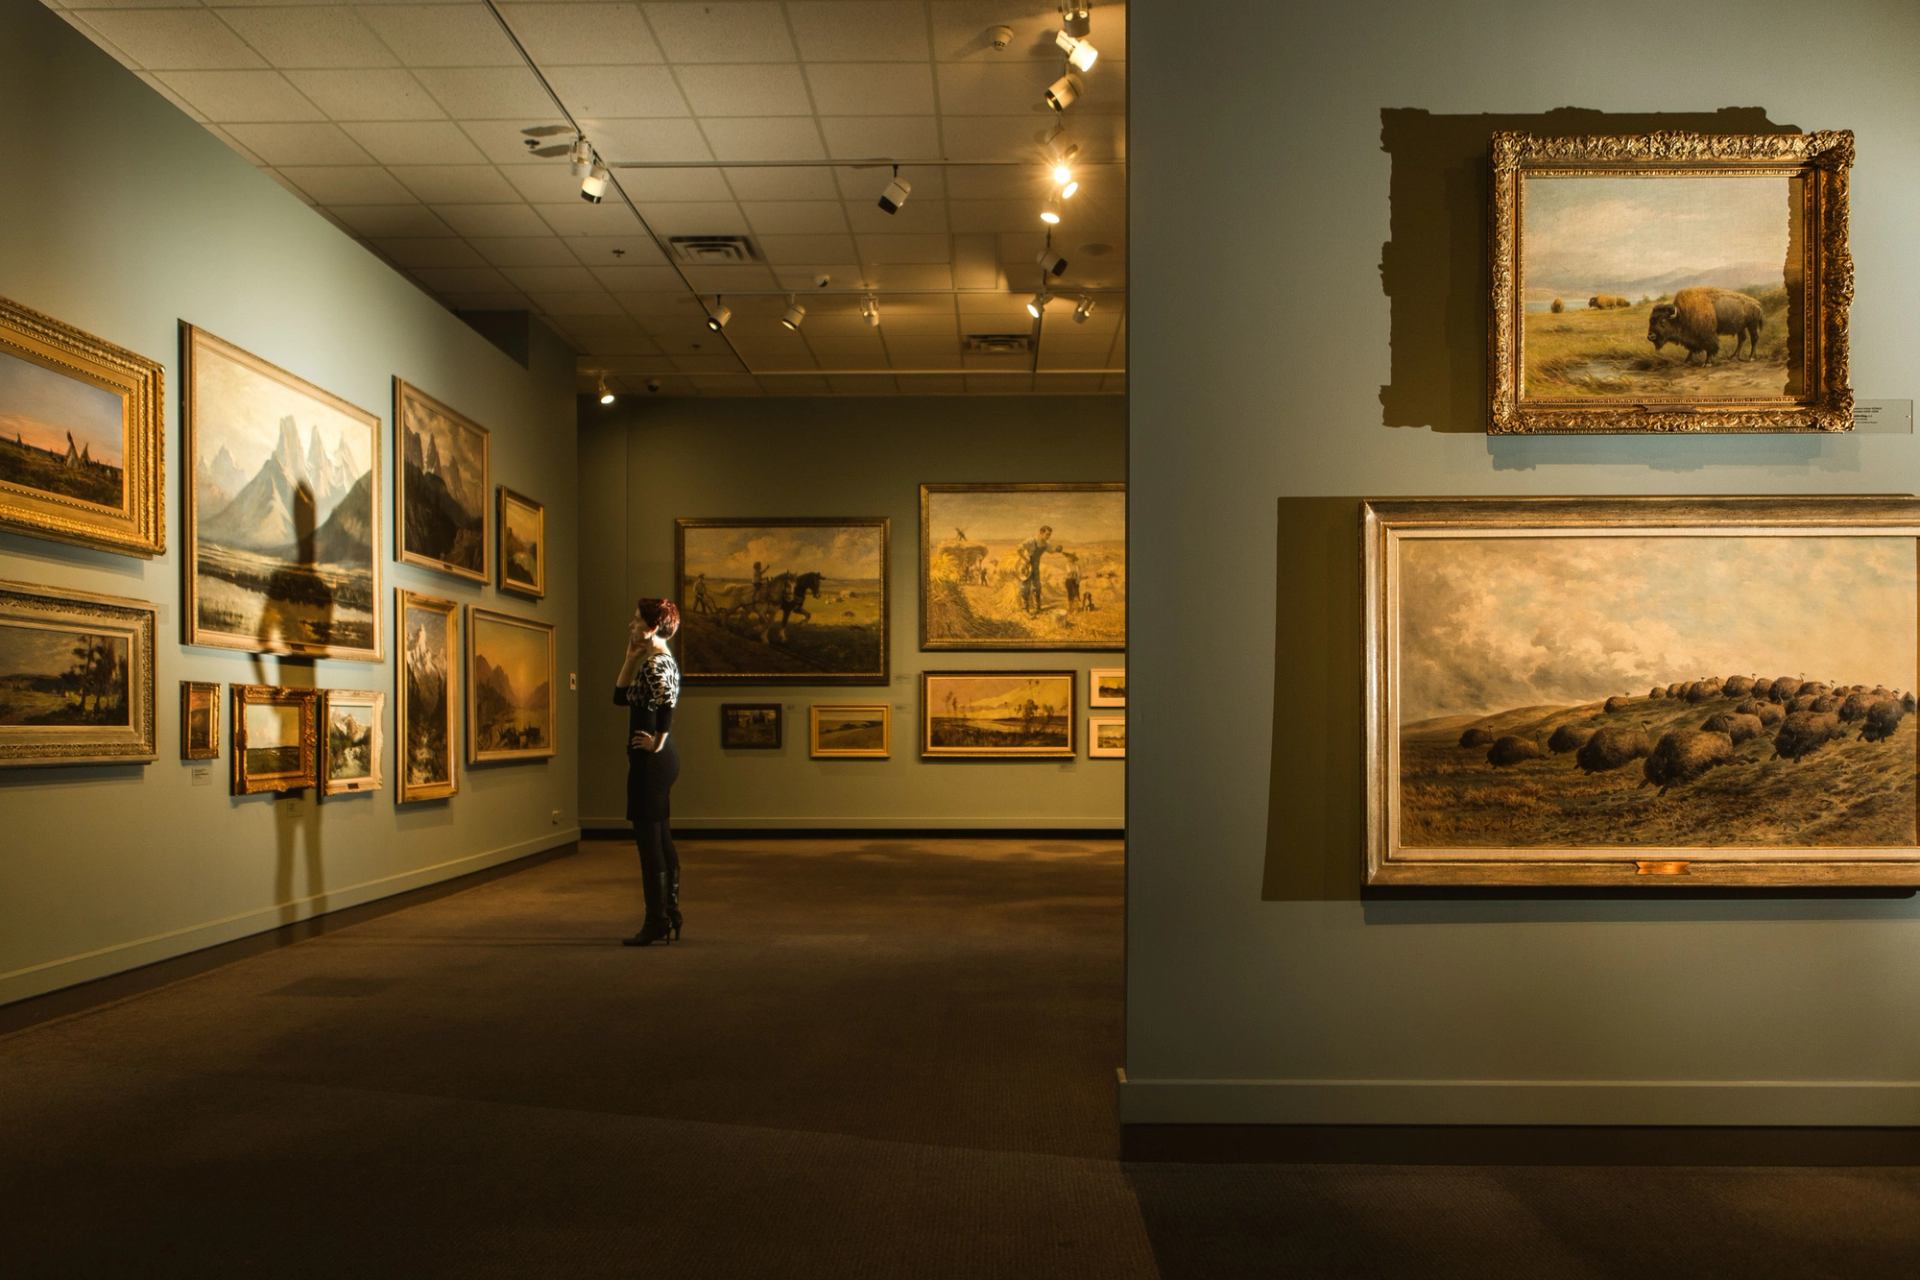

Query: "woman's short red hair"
left=636, top=597, right=680, bottom=638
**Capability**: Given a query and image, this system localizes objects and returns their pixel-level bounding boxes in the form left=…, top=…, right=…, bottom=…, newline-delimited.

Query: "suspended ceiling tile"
left=674, top=64, right=813, bottom=117
left=754, top=233, right=859, bottom=264
left=940, top=115, right=1055, bottom=161
left=832, top=163, right=944, bottom=201
left=735, top=350, right=820, bottom=372
left=435, top=202, right=554, bottom=238
left=591, top=265, right=685, bottom=292
left=285, top=69, right=446, bottom=121
left=739, top=201, right=850, bottom=236
left=576, top=118, right=714, bottom=163
left=135, top=71, right=208, bottom=121
left=216, top=7, right=397, bottom=69
left=677, top=264, right=779, bottom=292
left=357, top=5, right=524, bottom=67
left=722, top=166, right=840, bottom=201
left=872, top=291, right=957, bottom=316
left=949, top=199, right=1045, bottom=235
left=803, top=63, right=935, bottom=116
left=330, top=203, right=456, bottom=237
left=262, top=168, right=318, bottom=204
left=957, top=292, right=1037, bottom=321
left=699, top=118, right=827, bottom=162
left=927, top=3, right=1086, bottom=62
left=786, top=2, right=928, bottom=61
left=547, top=65, right=689, bottom=117
left=670, top=353, right=748, bottom=374
left=634, top=201, right=752, bottom=236
left=827, top=375, right=899, bottom=394
left=819, top=116, right=939, bottom=162
left=502, top=264, right=602, bottom=293
left=204, top=124, right=265, bottom=165
left=844, top=194, right=948, bottom=235
left=274, top=164, right=418, bottom=203
left=222, top=122, right=374, bottom=166
left=566, top=235, right=671, bottom=267
left=390, top=164, right=524, bottom=203
left=342, top=121, right=489, bottom=166
left=944, top=167, right=1039, bottom=201
left=436, top=290, right=535, bottom=312
left=803, top=318, right=885, bottom=350
left=373, top=237, right=487, bottom=269
left=639, top=2, right=797, bottom=63
left=853, top=233, right=954, bottom=265
left=469, top=235, right=585, bottom=267
left=536, top=198, right=648, bottom=235
left=457, top=120, right=569, bottom=166
left=413, top=66, right=560, bottom=119
left=689, top=375, right=764, bottom=394
left=615, top=290, right=701, bottom=317
left=619, top=168, right=735, bottom=202
left=71, top=10, right=266, bottom=70
left=763, top=373, right=829, bottom=394
left=643, top=323, right=728, bottom=356
left=872, top=312, right=960, bottom=336
left=503, top=162, right=594, bottom=203
left=496, top=3, right=666, bottom=65
left=863, top=263, right=955, bottom=290
left=153, top=70, right=323, bottom=122
left=896, top=373, right=967, bottom=394
left=935, top=62, right=1068, bottom=117
left=880, top=340, right=962, bottom=370
left=411, top=265, right=515, bottom=292
left=527, top=289, right=626, bottom=317
left=769, top=264, right=862, bottom=291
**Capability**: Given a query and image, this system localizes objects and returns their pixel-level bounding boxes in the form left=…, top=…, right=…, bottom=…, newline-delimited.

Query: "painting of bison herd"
left=1390, top=529, right=1918, bottom=855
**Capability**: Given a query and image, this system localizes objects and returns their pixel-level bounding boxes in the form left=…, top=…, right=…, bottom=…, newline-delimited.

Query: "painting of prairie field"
left=1393, top=533, right=1917, bottom=853
left=1519, top=174, right=1800, bottom=401
left=922, top=671, right=1074, bottom=758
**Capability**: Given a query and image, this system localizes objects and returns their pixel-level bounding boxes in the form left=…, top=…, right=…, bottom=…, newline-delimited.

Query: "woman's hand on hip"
left=629, top=730, right=656, bottom=752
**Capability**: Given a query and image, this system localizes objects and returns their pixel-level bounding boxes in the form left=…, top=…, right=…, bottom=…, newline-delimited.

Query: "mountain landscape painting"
left=321, top=688, right=382, bottom=795
left=397, top=380, right=488, bottom=582
left=498, top=487, right=544, bottom=597
left=397, top=590, right=456, bottom=802
left=186, top=328, right=380, bottom=660
left=467, top=606, right=554, bottom=763
left=922, top=671, right=1075, bottom=758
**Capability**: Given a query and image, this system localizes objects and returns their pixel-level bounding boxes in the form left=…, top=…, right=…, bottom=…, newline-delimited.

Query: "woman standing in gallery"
left=615, top=597, right=683, bottom=947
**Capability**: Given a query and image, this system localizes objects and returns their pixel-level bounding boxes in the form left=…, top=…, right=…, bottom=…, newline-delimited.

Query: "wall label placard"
left=1852, top=400, right=1914, bottom=433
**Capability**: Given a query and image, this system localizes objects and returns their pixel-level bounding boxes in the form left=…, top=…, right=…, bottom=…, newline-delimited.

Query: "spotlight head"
left=878, top=174, right=912, bottom=215
left=1036, top=246, right=1069, bottom=278
left=599, top=390, right=616, bottom=405
left=780, top=299, right=806, bottom=331
left=1049, top=140, right=1080, bottom=193
left=580, top=162, right=609, bottom=203
left=1073, top=296, right=1096, bottom=324
left=1060, top=178, right=1080, bottom=199
left=569, top=137, right=593, bottom=177
left=1055, top=30, right=1098, bottom=73
left=1040, top=194, right=1062, bottom=226
left=1026, top=291, right=1052, bottom=320
left=646, top=378, right=662, bottom=393
left=1059, top=4, right=1092, bottom=39
left=1043, top=71, right=1084, bottom=113
left=989, top=24, right=1014, bottom=51
left=705, top=299, right=731, bottom=332
left=861, top=294, right=880, bottom=327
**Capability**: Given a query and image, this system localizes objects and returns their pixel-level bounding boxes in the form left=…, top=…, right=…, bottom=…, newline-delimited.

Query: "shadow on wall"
left=1378, top=106, right=1797, bottom=436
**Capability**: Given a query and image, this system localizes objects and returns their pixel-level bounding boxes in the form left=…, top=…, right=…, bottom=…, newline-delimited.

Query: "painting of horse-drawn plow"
left=675, top=518, right=889, bottom=685
left=1489, top=131, right=1853, bottom=433
left=1364, top=498, right=1920, bottom=887
left=920, top=483, right=1124, bottom=651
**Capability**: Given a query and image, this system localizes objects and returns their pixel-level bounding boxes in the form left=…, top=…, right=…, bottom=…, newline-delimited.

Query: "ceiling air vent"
left=964, top=333, right=1034, bottom=355
left=667, top=235, right=761, bottom=264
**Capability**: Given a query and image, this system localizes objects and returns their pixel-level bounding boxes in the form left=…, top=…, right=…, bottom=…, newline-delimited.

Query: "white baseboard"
left=582, top=815, right=1124, bottom=831
left=0, top=829, right=581, bottom=1008
left=1116, top=1076, right=1920, bottom=1127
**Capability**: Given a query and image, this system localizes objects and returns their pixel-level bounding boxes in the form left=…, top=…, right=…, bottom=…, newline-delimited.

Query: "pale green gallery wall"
left=577, top=395, right=1126, bottom=829
left=0, top=1, right=580, bottom=1005
left=1125, top=0, right=1920, bottom=1125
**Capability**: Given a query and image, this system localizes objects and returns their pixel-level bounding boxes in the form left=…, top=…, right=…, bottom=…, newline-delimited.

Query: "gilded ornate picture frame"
left=230, top=683, right=318, bottom=795
left=395, top=378, right=489, bottom=584
left=921, top=670, right=1075, bottom=759
left=0, top=295, right=164, bottom=556
left=0, top=579, right=157, bottom=767
left=396, top=589, right=457, bottom=802
left=1363, top=497, right=1920, bottom=887
left=466, top=605, right=556, bottom=764
left=320, top=688, right=383, bottom=796
left=1489, top=131, right=1853, bottom=434
left=497, top=486, right=545, bottom=599
left=180, top=681, right=219, bottom=760
left=809, top=704, right=890, bottom=758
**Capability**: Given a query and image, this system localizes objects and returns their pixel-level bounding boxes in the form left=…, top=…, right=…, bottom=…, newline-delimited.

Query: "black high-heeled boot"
left=623, top=871, right=674, bottom=946
left=667, top=867, right=683, bottom=941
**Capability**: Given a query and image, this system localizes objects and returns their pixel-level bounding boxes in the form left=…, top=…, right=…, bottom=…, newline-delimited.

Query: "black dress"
left=615, top=650, right=680, bottom=823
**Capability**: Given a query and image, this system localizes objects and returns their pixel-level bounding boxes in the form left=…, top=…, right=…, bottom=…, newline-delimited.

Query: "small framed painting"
left=810, top=704, right=890, bottom=758
left=921, top=670, right=1075, bottom=759
left=0, top=295, right=164, bottom=556
left=180, top=681, right=219, bottom=760
left=321, top=688, right=383, bottom=796
left=1489, top=130, right=1854, bottom=433
left=395, top=378, right=489, bottom=583
left=497, top=486, right=545, bottom=598
left=231, top=683, right=318, bottom=795
left=720, top=703, right=782, bottom=749
left=0, top=579, right=157, bottom=767
left=1088, top=715, right=1126, bottom=758
left=467, top=605, right=556, bottom=763
left=1088, top=666, right=1126, bottom=708
left=396, top=589, right=457, bottom=802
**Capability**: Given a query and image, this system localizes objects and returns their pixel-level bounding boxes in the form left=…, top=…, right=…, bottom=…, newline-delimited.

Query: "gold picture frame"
left=809, top=703, right=890, bottom=758
left=0, top=579, right=157, bottom=767
left=497, top=486, right=545, bottom=599
left=230, top=683, right=318, bottom=795
left=0, top=295, right=164, bottom=556
left=396, top=589, right=458, bottom=803
left=395, top=378, right=489, bottom=584
left=1087, top=715, right=1126, bottom=758
left=320, top=688, right=384, bottom=796
left=1088, top=666, right=1126, bottom=708
left=1363, top=496, right=1920, bottom=887
left=466, top=605, right=556, bottom=763
left=1489, top=130, right=1853, bottom=434
left=921, top=670, right=1075, bottom=759
left=183, top=325, right=382, bottom=661
left=180, top=681, right=219, bottom=760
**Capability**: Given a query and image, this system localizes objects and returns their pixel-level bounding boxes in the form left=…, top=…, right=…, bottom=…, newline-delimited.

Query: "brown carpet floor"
left=2, top=835, right=1915, bottom=1278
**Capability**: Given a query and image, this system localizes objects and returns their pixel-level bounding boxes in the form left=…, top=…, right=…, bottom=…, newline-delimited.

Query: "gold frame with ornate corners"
left=396, top=589, right=458, bottom=803
left=1363, top=496, right=1920, bottom=887
left=466, top=604, right=556, bottom=764
left=230, top=682, right=318, bottom=795
left=0, top=578, right=157, bottom=767
left=1489, top=131, right=1854, bottom=434
left=0, top=295, right=164, bottom=555
left=395, top=378, right=490, bottom=584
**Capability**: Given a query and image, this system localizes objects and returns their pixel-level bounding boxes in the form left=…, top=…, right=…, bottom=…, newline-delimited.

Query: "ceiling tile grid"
left=51, top=0, right=1127, bottom=396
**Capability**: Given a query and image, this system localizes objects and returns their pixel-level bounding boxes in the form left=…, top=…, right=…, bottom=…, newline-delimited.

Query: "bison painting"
left=1647, top=287, right=1765, bottom=364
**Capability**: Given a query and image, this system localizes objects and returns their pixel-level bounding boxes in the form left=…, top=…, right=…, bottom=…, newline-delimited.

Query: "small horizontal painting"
left=720, top=703, right=782, bottom=749
left=922, top=670, right=1075, bottom=759
left=1089, top=666, right=1126, bottom=708
left=810, top=703, right=890, bottom=758
left=1088, top=715, right=1125, bottom=758
left=0, top=579, right=156, bottom=766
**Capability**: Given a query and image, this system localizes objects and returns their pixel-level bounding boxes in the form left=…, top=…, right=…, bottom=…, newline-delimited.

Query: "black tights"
left=635, top=810, right=679, bottom=923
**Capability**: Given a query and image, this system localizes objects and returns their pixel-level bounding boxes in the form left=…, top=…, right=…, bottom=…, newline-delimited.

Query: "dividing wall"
left=578, top=395, right=1125, bottom=829
left=0, top=2, right=580, bottom=1006
left=1126, top=0, right=1920, bottom=1126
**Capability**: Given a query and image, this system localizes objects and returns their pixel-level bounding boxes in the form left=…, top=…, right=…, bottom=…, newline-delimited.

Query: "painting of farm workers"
left=921, top=484, right=1124, bottom=650
left=1395, top=534, right=1916, bottom=852
left=1519, top=175, right=1797, bottom=401
left=677, top=519, right=888, bottom=684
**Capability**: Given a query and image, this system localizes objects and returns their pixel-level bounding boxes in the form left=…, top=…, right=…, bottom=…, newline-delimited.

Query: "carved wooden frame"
left=1489, top=131, right=1854, bottom=434
left=0, top=578, right=156, bottom=766
left=230, top=682, right=318, bottom=795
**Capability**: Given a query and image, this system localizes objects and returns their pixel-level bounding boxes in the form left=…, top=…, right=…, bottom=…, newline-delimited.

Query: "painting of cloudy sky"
left=1399, top=535, right=1915, bottom=723
left=1522, top=174, right=1791, bottom=300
